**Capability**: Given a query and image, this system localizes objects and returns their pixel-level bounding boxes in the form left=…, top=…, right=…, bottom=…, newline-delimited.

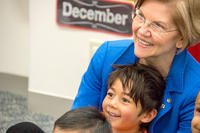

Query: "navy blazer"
left=72, top=40, right=200, bottom=133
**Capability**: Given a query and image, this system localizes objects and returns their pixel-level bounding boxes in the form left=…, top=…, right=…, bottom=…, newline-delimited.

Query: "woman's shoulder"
left=92, top=39, right=136, bottom=68
left=94, top=39, right=133, bottom=55
left=168, top=50, right=200, bottom=93
left=105, top=39, right=133, bottom=47
left=185, top=50, right=200, bottom=73
left=182, top=51, right=200, bottom=92
left=95, top=39, right=135, bottom=61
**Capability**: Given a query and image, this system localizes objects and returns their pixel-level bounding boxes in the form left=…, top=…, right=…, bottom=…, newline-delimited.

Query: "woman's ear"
left=140, top=109, right=157, bottom=123
left=176, top=37, right=184, bottom=49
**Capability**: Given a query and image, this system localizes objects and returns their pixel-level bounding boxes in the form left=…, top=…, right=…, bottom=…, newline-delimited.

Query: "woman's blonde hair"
left=134, top=0, right=200, bottom=48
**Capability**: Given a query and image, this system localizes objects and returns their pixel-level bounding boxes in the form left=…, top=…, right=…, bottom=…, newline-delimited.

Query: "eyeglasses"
left=132, top=8, right=177, bottom=33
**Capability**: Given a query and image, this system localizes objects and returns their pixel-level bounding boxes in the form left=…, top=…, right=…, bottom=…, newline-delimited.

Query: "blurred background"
left=0, top=0, right=133, bottom=132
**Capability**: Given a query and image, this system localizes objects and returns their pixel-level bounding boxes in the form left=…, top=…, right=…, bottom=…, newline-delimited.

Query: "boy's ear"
left=140, top=109, right=157, bottom=123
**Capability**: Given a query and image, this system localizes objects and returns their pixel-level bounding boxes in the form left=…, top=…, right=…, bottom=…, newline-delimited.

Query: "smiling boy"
left=102, top=63, right=165, bottom=133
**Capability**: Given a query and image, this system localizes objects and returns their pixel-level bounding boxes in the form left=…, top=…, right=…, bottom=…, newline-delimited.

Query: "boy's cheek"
left=192, top=116, right=200, bottom=130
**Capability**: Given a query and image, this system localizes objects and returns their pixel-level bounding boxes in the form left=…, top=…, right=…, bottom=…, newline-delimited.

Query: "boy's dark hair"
left=54, top=107, right=112, bottom=133
left=108, top=63, right=165, bottom=128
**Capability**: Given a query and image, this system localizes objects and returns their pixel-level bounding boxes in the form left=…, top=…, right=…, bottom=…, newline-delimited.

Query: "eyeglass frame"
left=132, top=8, right=178, bottom=33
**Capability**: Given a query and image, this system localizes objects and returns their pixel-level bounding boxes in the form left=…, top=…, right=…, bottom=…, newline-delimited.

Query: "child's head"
left=102, top=63, right=165, bottom=132
left=53, top=107, right=112, bottom=133
left=192, top=91, right=200, bottom=133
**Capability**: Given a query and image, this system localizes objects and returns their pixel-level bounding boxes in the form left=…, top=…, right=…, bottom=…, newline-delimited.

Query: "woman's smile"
left=136, top=37, right=153, bottom=48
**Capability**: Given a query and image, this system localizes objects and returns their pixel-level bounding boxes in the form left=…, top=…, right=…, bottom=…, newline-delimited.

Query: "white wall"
left=29, top=0, right=131, bottom=100
left=0, top=0, right=29, bottom=77
left=0, top=0, right=131, bottom=100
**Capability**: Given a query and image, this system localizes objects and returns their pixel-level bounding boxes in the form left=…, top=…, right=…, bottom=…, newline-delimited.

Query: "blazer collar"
left=114, top=41, right=138, bottom=65
left=113, top=40, right=187, bottom=93
left=165, top=49, right=187, bottom=93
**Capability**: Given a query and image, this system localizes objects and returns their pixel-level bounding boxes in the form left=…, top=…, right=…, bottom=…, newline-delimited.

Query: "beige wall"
left=0, top=0, right=29, bottom=77
left=0, top=0, right=130, bottom=100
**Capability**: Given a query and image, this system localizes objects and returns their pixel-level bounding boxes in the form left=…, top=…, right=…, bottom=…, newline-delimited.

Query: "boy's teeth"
left=108, top=111, right=119, bottom=117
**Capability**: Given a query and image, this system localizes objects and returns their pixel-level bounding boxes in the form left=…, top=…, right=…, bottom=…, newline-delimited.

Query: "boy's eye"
left=197, top=107, right=200, bottom=112
left=121, top=97, right=130, bottom=103
left=107, top=92, right=113, bottom=97
left=194, top=106, right=200, bottom=115
left=107, top=91, right=114, bottom=98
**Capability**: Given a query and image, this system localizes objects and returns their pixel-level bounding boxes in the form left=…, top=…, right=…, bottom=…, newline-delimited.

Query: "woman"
left=72, top=0, right=200, bottom=132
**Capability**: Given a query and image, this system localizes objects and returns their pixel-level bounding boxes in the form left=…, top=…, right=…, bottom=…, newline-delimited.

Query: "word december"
left=63, top=2, right=129, bottom=26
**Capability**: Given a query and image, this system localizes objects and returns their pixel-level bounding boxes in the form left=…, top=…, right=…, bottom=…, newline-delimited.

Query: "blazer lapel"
left=150, top=50, right=187, bottom=130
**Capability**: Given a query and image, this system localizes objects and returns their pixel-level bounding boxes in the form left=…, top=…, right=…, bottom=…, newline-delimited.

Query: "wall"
left=29, top=0, right=131, bottom=100
left=0, top=0, right=29, bottom=77
left=0, top=0, right=131, bottom=100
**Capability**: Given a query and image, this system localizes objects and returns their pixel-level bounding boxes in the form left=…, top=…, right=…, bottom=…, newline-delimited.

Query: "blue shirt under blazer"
left=72, top=40, right=200, bottom=133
